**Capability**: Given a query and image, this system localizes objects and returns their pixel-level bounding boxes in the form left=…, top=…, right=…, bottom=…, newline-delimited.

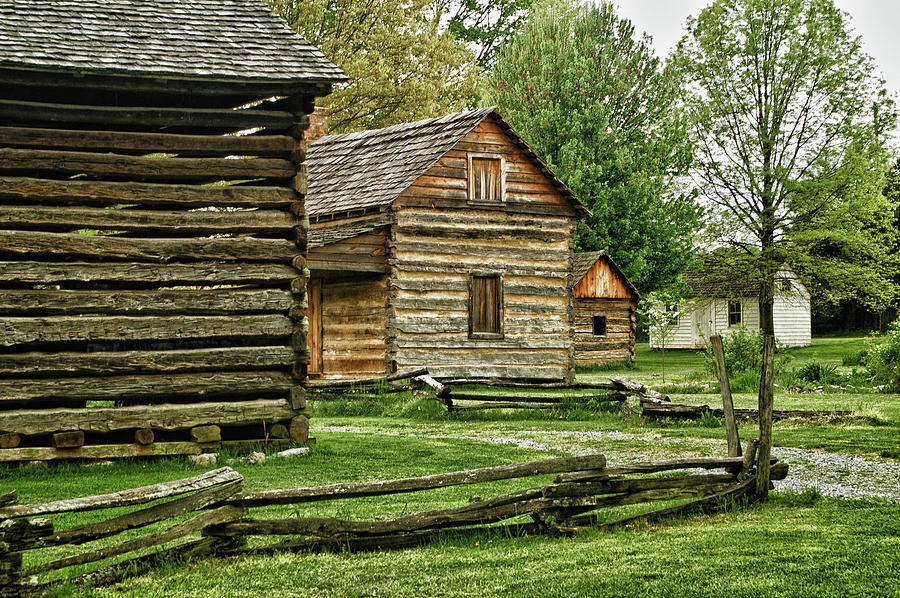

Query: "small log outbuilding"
left=305, top=108, right=590, bottom=381
left=571, top=251, right=640, bottom=365
left=0, top=0, right=344, bottom=461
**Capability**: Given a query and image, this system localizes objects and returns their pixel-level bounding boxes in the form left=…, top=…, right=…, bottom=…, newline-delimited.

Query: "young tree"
left=672, top=0, right=896, bottom=498
left=267, top=0, right=480, bottom=132
left=488, top=0, right=702, bottom=294
left=643, top=289, right=688, bottom=384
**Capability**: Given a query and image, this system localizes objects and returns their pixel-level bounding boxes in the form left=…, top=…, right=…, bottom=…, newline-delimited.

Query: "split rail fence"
left=1, top=450, right=787, bottom=595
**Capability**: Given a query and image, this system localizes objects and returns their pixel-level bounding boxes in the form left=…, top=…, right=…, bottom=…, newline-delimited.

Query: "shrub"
left=704, top=325, right=762, bottom=374
left=842, top=349, right=867, bottom=366
left=866, top=320, right=900, bottom=389
left=703, top=325, right=790, bottom=378
left=797, top=362, right=840, bottom=384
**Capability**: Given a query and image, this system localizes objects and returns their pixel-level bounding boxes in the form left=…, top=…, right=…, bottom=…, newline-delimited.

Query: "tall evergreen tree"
left=489, top=0, right=702, bottom=294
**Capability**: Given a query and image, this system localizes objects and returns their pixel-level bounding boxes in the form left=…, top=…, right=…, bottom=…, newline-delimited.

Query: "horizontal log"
left=0, top=399, right=298, bottom=436
left=0, top=205, right=296, bottom=235
left=0, top=176, right=296, bottom=208
left=0, top=371, right=293, bottom=405
left=0, top=99, right=293, bottom=130
left=0, top=126, right=295, bottom=157
left=441, top=379, right=618, bottom=390
left=1, top=314, right=292, bottom=347
left=542, top=474, right=739, bottom=499
left=0, top=288, right=294, bottom=317
left=0, top=346, right=295, bottom=377
left=447, top=393, right=621, bottom=404
left=448, top=402, right=557, bottom=411
left=0, top=149, right=295, bottom=181
left=41, top=481, right=242, bottom=547
left=305, top=368, right=428, bottom=390
left=230, top=454, right=607, bottom=507
left=561, top=479, right=757, bottom=533
left=0, top=468, right=241, bottom=519
left=208, top=499, right=550, bottom=539
left=554, top=457, right=748, bottom=483
left=24, top=505, right=247, bottom=576
left=0, top=230, right=298, bottom=263
left=0, top=261, right=297, bottom=286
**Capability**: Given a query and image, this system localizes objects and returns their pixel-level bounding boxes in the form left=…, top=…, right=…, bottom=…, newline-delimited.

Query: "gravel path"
left=317, top=425, right=900, bottom=502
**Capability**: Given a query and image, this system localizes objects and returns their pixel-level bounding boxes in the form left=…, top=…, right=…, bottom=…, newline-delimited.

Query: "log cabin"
left=0, top=0, right=344, bottom=461
left=305, top=107, right=590, bottom=381
left=571, top=251, right=640, bottom=365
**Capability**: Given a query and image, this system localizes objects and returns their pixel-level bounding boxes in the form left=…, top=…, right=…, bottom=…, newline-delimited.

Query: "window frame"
left=728, top=300, right=742, bottom=327
left=592, top=315, right=607, bottom=337
left=467, top=153, right=505, bottom=205
left=468, top=272, right=504, bottom=339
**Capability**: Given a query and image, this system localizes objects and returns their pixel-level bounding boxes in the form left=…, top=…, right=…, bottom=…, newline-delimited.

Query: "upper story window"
left=468, top=154, right=504, bottom=204
left=728, top=300, right=742, bottom=326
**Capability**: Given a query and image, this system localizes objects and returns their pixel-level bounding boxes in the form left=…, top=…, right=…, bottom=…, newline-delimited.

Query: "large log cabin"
left=571, top=251, right=640, bottom=365
left=306, top=108, right=590, bottom=381
left=0, top=0, right=344, bottom=461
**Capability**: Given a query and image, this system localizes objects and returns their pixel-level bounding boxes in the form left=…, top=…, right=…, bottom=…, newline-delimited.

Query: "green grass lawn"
left=5, top=335, right=899, bottom=597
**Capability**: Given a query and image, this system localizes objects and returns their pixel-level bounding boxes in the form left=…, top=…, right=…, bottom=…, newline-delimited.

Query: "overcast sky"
left=612, top=0, right=900, bottom=105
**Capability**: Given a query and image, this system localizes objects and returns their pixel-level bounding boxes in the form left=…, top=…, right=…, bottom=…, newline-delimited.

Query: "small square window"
left=469, top=155, right=503, bottom=203
left=728, top=301, right=742, bottom=326
left=592, top=315, right=607, bottom=336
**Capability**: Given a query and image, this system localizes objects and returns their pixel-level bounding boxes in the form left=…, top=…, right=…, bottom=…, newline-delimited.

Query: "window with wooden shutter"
left=469, top=274, right=503, bottom=338
left=468, top=155, right=503, bottom=203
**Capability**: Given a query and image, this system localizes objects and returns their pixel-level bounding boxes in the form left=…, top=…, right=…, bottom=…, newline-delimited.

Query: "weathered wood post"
left=756, top=334, right=776, bottom=498
left=709, top=334, right=741, bottom=457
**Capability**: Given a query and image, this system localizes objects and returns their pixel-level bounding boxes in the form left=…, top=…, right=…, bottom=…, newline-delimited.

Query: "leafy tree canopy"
left=488, top=0, right=702, bottom=294
left=672, top=0, right=897, bottom=310
left=268, top=0, right=480, bottom=132
left=672, top=0, right=897, bottom=497
left=433, top=0, right=538, bottom=70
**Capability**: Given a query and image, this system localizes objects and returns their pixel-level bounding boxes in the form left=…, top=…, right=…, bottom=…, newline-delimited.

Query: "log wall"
left=573, top=298, right=636, bottom=365
left=390, top=119, right=577, bottom=381
left=318, top=276, right=390, bottom=379
left=0, top=70, right=324, bottom=461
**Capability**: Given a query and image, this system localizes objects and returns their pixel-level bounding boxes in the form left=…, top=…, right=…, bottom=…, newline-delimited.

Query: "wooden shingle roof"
left=0, top=0, right=345, bottom=83
left=306, top=107, right=590, bottom=219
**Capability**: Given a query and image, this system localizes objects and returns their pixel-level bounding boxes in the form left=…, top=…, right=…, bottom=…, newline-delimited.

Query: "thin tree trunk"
left=756, top=235, right=777, bottom=499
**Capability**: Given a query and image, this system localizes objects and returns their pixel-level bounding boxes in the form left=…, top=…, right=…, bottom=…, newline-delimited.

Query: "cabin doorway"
left=306, top=278, right=323, bottom=377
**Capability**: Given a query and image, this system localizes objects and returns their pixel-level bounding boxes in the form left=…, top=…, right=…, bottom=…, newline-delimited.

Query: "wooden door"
left=306, top=279, right=323, bottom=376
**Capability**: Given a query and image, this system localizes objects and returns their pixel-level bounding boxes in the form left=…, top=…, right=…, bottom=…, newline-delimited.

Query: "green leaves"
left=488, top=1, right=702, bottom=293
left=267, top=0, right=480, bottom=132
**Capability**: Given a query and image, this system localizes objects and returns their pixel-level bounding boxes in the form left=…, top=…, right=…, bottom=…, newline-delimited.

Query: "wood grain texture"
left=0, top=176, right=297, bottom=208
left=0, top=399, right=299, bottom=436
left=0, top=370, right=293, bottom=405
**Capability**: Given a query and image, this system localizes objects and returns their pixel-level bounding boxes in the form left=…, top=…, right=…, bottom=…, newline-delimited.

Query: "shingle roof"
left=306, top=107, right=590, bottom=219
left=570, top=250, right=640, bottom=299
left=681, top=257, right=805, bottom=299
left=0, top=0, right=345, bottom=83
